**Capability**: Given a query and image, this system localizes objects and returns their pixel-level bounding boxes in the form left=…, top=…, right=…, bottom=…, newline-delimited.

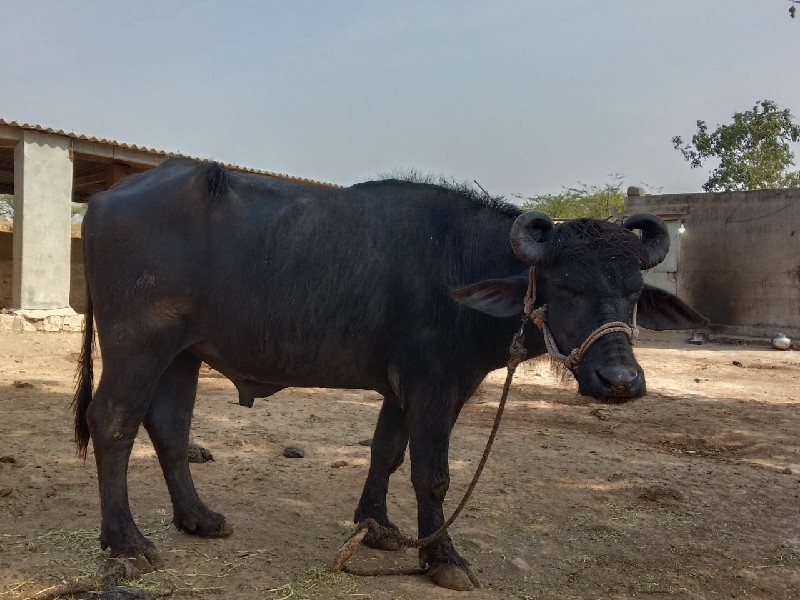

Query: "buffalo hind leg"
left=354, top=396, right=408, bottom=550
left=87, top=354, right=167, bottom=574
left=407, top=386, right=478, bottom=591
left=144, top=351, right=231, bottom=538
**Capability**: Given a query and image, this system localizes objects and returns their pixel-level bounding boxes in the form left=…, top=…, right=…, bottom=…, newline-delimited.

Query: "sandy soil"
left=0, top=331, right=798, bottom=600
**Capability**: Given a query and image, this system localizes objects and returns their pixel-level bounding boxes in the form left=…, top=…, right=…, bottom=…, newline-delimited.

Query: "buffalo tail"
left=72, top=290, right=94, bottom=459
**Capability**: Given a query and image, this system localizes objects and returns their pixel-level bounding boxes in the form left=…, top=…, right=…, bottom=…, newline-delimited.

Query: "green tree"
left=672, top=100, right=800, bottom=192
left=0, top=194, right=12, bottom=218
left=519, top=175, right=626, bottom=220
left=71, top=203, right=87, bottom=218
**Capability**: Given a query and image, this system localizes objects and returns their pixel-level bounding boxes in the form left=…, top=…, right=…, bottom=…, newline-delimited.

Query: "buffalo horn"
left=623, top=213, right=670, bottom=269
left=510, top=211, right=554, bottom=265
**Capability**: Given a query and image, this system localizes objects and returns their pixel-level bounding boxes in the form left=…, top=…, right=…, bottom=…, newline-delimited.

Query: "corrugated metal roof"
left=0, top=118, right=338, bottom=188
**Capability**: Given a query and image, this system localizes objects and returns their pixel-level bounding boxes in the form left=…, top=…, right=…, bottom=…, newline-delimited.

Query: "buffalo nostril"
left=596, top=366, right=639, bottom=387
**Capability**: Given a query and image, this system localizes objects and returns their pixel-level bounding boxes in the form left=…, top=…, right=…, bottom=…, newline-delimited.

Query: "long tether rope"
left=329, top=267, right=638, bottom=583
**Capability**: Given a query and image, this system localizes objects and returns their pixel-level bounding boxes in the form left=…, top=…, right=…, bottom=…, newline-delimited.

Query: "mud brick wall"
left=626, top=188, right=800, bottom=339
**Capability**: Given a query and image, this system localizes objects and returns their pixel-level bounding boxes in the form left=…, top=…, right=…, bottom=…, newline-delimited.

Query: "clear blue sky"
left=1, top=1, right=798, bottom=198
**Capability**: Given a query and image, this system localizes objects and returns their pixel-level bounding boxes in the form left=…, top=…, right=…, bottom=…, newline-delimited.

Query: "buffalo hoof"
left=174, top=509, right=232, bottom=538
left=204, top=520, right=233, bottom=538
left=428, top=562, right=481, bottom=591
left=101, top=547, right=162, bottom=585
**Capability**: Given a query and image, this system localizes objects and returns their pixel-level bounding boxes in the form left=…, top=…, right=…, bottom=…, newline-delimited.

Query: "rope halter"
left=522, top=267, right=639, bottom=372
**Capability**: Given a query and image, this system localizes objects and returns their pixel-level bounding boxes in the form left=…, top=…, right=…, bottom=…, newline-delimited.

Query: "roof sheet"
left=0, top=118, right=337, bottom=188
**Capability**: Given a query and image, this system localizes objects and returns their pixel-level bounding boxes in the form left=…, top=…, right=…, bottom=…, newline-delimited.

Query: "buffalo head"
left=452, top=212, right=707, bottom=401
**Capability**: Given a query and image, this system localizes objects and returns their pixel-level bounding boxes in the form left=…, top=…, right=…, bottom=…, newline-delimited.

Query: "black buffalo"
left=73, top=158, right=705, bottom=590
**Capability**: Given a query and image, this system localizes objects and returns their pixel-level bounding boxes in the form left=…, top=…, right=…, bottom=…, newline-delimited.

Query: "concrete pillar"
left=11, top=130, right=74, bottom=312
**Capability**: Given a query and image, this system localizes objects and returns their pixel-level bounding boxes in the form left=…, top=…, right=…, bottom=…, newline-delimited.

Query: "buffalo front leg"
left=144, top=351, right=231, bottom=538
left=354, top=396, right=408, bottom=550
left=408, top=397, right=478, bottom=591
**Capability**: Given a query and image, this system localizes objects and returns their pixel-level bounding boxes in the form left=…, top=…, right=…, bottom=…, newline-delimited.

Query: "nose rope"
left=522, top=268, right=639, bottom=372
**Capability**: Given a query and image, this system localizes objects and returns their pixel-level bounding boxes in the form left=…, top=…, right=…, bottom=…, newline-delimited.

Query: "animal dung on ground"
left=187, top=444, right=214, bottom=463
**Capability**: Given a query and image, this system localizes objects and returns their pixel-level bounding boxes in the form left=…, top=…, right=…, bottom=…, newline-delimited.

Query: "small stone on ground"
left=283, top=446, right=305, bottom=458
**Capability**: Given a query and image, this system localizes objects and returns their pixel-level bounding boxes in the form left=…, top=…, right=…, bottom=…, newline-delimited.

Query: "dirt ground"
left=0, top=330, right=798, bottom=600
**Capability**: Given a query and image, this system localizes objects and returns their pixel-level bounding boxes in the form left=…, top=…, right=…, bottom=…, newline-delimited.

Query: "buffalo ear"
left=450, top=276, right=529, bottom=318
left=637, top=284, right=709, bottom=331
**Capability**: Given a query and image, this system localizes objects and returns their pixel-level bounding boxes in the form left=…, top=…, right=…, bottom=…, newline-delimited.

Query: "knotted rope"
left=524, top=267, right=639, bottom=371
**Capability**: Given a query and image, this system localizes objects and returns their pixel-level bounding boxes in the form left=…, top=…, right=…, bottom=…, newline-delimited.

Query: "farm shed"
left=0, top=119, right=334, bottom=330
left=625, top=187, right=800, bottom=339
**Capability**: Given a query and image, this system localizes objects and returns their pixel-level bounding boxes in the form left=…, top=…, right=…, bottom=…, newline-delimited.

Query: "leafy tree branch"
left=672, top=100, right=800, bottom=192
left=518, top=175, right=627, bottom=220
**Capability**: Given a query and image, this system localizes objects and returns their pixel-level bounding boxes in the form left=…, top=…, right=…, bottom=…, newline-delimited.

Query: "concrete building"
left=0, top=119, right=333, bottom=331
left=625, top=187, right=800, bottom=340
